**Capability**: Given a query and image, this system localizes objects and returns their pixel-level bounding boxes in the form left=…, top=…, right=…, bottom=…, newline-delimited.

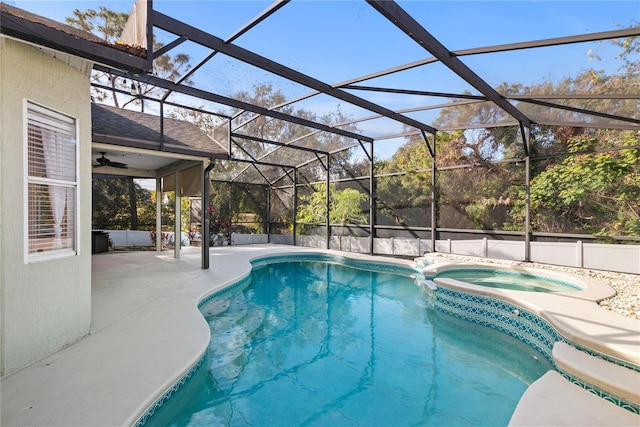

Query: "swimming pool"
left=145, top=259, right=551, bottom=426
left=434, top=268, right=583, bottom=292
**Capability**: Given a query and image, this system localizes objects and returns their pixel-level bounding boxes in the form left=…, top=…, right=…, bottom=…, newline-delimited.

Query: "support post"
left=128, top=177, right=138, bottom=230
left=266, top=184, right=271, bottom=243
left=228, top=182, right=232, bottom=244
left=146, top=0, right=154, bottom=73
left=369, top=140, right=375, bottom=255
left=202, top=159, right=215, bottom=269
left=155, top=177, right=162, bottom=252
left=293, top=168, right=298, bottom=246
left=430, top=132, right=437, bottom=254
left=524, top=126, right=531, bottom=262
left=159, top=101, right=164, bottom=150
left=174, top=169, right=181, bottom=259
left=576, top=240, right=583, bottom=268
left=326, top=153, right=331, bottom=250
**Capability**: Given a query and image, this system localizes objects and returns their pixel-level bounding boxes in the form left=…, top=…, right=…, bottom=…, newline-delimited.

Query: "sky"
left=10, top=1, right=638, bottom=87
left=7, top=0, right=639, bottom=157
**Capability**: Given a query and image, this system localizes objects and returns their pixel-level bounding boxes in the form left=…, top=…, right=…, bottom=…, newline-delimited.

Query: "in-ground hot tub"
left=434, top=268, right=584, bottom=292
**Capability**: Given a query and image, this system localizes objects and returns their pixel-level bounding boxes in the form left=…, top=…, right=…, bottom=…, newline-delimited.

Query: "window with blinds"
left=26, top=103, right=78, bottom=261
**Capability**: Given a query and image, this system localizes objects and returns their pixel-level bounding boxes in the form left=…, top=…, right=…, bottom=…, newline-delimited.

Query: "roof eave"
left=92, top=133, right=229, bottom=160
left=0, top=12, right=148, bottom=73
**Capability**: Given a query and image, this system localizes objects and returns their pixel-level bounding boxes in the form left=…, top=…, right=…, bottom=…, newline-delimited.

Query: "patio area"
left=1, top=245, right=638, bottom=426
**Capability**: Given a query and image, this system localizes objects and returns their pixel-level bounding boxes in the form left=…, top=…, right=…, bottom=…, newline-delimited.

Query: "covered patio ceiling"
left=90, top=102, right=227, bottom=178
left=90, top=145, right=200, bottom=179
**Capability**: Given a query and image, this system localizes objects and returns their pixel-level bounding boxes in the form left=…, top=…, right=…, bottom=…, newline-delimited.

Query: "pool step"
left=209, top=303, right=265, bottom=390
left=209, top=325, right=246, bottom=357
left=209, top=304, right=265, bottom=352
left=240, top=304, right=265, bottom=337
left=419, top=279, right=437, bottom=308
left=509, top=370, right=639, bottom=426
left=226, top=295, right=249, bottom=322
left=200, top=297, right=231, bottom=317
left=209, top=316, right=237, bottom=335
left=207, top=297, right=267, bottom=389
left=421, top=279, right=437, bottom=290
left=552, top=342, right=640, bottom=409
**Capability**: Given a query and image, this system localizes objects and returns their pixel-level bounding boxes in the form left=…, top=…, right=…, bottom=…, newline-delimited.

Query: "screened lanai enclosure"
left=26, top=1, right=640, bottom=271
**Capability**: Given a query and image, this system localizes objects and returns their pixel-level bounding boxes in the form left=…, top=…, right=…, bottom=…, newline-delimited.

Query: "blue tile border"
left=556, top=367, right=640, bottom=414
left=249, top=253, right=421, bottom=276
left=132, top=353, right=206, bottom=427
left=198, top=274, right=252, bottom=309
left=434, top=286, right=640, bottom=413
left=435, top=287, right=561, bottom=363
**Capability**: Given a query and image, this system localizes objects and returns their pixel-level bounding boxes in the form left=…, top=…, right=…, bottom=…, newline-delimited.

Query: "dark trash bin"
left=92, top=230, right=110, bottom=254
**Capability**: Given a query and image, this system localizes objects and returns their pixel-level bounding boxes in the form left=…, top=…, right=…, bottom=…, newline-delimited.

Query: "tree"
left=434, top=85, right=525, bottom=167
left=374, top=134, right=434, bottom=227
left=332, top=187, right=369, bottom=226
left=66, top=7, right=192, bottom=112
left=136, top=189, right=187, bottom=232
left=517, top=25, right=640, bottom=236
left=171, top=84, right=364, bottom=233
left=372, top=24, right=639, bottom=237
left=92, top=178, right=154, bottom=230
left=296, top=184, right=367, bottom=234
left=527, top=133, right=640, bottom=236
left=66, top=7, right=127, bottom=41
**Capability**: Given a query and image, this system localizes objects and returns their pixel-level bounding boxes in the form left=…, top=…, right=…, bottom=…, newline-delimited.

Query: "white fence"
left=96, top=230, right=153, bottom=247
left=271, top=234, right=640, bottom=274
left=95, top=230, right=190, bottom=247
left=96, top=230, right=639, bottom=274
left=97, top=230, right=270, bottom=248
left=231, top=233, right=269, bottom=245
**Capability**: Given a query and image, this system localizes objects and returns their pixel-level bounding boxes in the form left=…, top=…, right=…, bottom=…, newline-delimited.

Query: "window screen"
left=26, top=103, right=77, bottom=260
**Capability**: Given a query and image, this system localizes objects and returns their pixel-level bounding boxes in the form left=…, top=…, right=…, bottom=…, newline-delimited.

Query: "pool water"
left=149, top=261, right=551, bottom=426
left=435, top=269, right=581, bottom=292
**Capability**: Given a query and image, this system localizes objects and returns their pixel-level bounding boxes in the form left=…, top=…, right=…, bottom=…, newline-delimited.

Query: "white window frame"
left=24, top=101, right=80, bottom=263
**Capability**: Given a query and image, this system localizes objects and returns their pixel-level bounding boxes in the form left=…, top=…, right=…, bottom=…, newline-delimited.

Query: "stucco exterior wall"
left=0, top=38, right=93, bottom=376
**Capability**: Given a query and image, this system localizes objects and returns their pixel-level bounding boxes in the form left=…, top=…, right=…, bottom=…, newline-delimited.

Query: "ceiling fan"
left=94, top=152, right=128, bottom=169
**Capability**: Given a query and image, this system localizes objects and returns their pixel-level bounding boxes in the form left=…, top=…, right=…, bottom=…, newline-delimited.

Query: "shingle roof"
left=1, top=3, right=102, bottom=42
left=91, top=103, right=228, bottom=159
left=0, top=3, right=147, bottom=72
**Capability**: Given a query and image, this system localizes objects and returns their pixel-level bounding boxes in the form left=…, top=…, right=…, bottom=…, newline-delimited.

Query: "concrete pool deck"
left=1, top=245, right=638, bottom=426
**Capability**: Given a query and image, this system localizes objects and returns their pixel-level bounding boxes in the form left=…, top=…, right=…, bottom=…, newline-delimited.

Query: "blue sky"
left=10, top=1, right=637, bottom=88
left=8, top=0, right=639, bottom=155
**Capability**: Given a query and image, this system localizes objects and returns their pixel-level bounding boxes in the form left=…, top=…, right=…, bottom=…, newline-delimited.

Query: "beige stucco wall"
left=0, top=37, right=93, bottom=376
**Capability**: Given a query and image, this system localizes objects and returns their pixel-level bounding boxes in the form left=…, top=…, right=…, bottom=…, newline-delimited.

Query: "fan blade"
left=93, top=152, right=127, bottom=169
left=107, top=161, right=128, bottom=169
